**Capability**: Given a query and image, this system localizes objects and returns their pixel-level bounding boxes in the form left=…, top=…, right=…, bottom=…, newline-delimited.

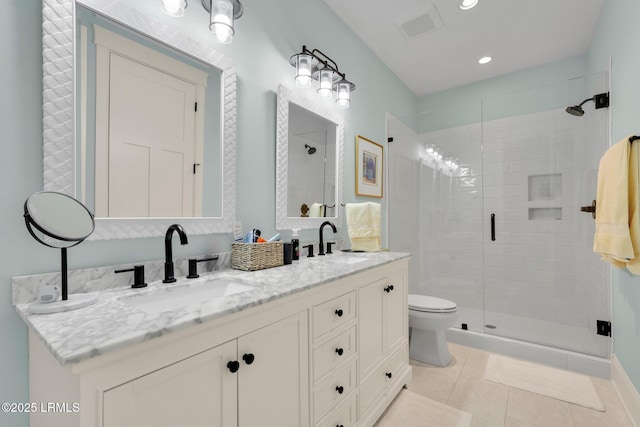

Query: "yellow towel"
left=593, top=136, right=639, bottom=271
left=625, top=141, right=640, bottom=273
left=346, top=202, right=381, bottom=252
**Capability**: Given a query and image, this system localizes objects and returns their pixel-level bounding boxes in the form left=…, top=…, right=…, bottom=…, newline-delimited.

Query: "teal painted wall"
left=416, top=55, right=589, bottom=131
left=587, top=0, right=640, bottom=393
left=0, top=1, right=416, bottom=425
left=0, top=2, right=41, bottom=426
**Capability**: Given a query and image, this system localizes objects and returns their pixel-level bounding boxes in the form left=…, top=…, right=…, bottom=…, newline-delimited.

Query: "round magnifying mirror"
left=24, top=191, right=94, bottom=248
left=23, top=191, right=97, bottom=314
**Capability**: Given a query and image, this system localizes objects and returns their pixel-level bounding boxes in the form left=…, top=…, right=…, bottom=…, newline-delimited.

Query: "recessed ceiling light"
left=478, top=56, right=492, bottom=64
left=460, top=0, right=479, bottom=10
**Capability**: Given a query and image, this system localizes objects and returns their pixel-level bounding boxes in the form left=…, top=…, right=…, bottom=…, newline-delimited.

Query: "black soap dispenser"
left=291, top=229, right=300, bottom=261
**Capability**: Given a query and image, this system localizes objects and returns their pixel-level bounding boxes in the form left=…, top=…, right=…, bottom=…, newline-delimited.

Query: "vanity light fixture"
left=290, top=46, right=356, bottom=109
left=294, top=54, right=315, bottom=88
left=460, top=0, right=479, bottom=10
left=160, top=0, right=187, bottom=17
left=201, top=0, right=243, bottom=44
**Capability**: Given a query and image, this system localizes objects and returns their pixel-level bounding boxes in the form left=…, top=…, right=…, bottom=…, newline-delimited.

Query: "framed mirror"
left=276, top=85, right=344, bottom=230
left=41, top=0, right=236, bottom=239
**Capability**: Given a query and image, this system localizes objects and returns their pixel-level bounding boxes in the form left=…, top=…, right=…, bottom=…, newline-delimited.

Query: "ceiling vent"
left=397, top=4, right=444, bottom=40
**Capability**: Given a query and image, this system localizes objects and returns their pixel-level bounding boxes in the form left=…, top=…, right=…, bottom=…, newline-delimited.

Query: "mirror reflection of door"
left=92, top=26, right=208, bottom=218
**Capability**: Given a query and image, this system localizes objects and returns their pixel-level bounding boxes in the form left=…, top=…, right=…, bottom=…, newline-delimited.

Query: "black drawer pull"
left=336, top=385, right=344, bottom=394
left=386, top=372, right=392, bottom=379
left=335, top=348, right=344, bottom=356
left=384, top=285, right=394, bottom=293
left=335, top=309, right=344, bottom=317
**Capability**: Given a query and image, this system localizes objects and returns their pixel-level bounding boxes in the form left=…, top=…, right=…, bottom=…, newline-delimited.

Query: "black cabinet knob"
left=335, top=348, right=344, bottom=356
left=336, top=425, right=344, bottom=427
left=384, top=284, right=395, bottom=293
left=227, top=361, right=240, bottom=373
left=336, top=385, right=344, bottom=394
left=386, top=372, right=392, bottom=379
left=242, top=353, right=255, bottom=365
left=335, top=309, right=343, bottom=317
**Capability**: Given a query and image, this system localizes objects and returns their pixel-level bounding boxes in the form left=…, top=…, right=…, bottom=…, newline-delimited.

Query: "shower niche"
left=528, top=173, right=562, bottom=220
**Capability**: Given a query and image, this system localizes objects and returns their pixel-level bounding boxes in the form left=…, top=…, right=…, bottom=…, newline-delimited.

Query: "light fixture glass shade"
left=210, top=0, right=235, bottom=44
left=160, top=0, right=187, bottom=17
left=335, top=82, right=351, bottom=109
left=296, top=54, right=312, bottom=88
left=317, top=69, right=333, bottom=99
left=460, top=0, right=478, bottom=10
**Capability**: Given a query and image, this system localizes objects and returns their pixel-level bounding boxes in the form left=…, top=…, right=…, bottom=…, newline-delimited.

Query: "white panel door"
left=358, top=279, right=385, bottom=381
left=108, top=53, right=196, bottom=217
left=102, top=341, right=238, bottom=427
left=237, top=312, right=309, bottom=427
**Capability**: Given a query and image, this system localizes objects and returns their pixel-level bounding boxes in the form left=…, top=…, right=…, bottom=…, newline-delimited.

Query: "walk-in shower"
left=388, top=73, right=611, bottom=377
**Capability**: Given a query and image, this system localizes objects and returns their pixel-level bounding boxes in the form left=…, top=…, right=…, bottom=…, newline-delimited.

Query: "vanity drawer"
left=313, top=291, right=356, bottom=340
left=316, top=392, right=358, bottom=427
left=360, top=345, right=407, bottom=415
left=314, top=326, right=357, bottom=382
left=313, top=360, right=357, bottom=423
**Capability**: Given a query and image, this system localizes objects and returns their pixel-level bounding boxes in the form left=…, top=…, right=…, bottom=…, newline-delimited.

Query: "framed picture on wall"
left=356, top=135, right=383, bottom=198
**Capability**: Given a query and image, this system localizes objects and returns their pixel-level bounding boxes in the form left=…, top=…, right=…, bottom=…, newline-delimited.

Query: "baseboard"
left=611, top=354, right=640, bottom=427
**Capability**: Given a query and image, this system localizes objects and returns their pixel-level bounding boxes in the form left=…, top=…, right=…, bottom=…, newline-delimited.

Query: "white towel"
left=309, top=203, right=324, bottom=217
left=346, top=202, right=381, bottom=252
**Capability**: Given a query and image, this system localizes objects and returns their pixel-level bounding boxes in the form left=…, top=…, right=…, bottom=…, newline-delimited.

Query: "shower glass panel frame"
left=388, top=71, right=610, bottom=359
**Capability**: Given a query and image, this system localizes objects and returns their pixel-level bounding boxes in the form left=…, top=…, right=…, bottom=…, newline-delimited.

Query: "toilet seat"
left=408, top=294, right=457, bottom=313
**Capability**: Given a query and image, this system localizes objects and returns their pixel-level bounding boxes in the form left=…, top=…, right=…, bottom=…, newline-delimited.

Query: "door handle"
left=490, top=213, right=496, bottom=241
left=580, top=200, right=596, bottom=219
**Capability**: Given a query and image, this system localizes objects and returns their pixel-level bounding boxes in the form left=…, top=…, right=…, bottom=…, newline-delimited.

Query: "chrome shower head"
left=305, top=144, right=316, bottom=155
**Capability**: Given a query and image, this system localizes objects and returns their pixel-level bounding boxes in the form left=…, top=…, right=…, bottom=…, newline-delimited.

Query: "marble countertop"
left=15, top=251, right=410, bottom=366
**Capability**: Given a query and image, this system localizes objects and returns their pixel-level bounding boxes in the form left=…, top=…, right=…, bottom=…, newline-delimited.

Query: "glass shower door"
left=388, top=110, right=485, bottom=332
left=481, top=73, right=610, bottom=357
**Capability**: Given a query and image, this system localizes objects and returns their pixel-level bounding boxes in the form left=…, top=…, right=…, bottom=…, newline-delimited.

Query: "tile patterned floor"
left=376, top=343, right=633, bottom=427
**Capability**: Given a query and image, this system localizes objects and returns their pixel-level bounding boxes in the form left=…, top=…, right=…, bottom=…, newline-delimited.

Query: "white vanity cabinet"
left=102, top=312, right=309, bottom=427
left=358, top=269, right=408, bottom=422
left=103, top=341, right=238, bottom=427
left=27, top=257, right=410, bottom=427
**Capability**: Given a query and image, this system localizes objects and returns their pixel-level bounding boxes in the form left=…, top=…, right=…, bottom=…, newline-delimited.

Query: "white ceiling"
left=322, top=0, right=607, bottom=96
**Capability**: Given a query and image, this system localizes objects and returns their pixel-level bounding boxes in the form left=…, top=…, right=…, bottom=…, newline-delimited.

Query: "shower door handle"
left=490, top=213, right=496, bottom=241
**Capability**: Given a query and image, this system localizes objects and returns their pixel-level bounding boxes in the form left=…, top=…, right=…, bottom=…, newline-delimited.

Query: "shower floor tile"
left=376, top=343, right=633, bottom=427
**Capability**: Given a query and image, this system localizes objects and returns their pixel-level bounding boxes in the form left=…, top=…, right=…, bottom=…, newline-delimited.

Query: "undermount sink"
left=324, top=255, right=370, bottom=265
left=120, top=278, right=254, bottom=314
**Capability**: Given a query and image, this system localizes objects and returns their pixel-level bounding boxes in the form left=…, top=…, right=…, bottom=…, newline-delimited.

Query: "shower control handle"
left=491, top=213, right=496, bottom=241
left=580, top=200, right=596, bottom=219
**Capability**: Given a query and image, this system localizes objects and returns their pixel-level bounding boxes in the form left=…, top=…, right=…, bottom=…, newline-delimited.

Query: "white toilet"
left=408, top=294, right=458, bottom=366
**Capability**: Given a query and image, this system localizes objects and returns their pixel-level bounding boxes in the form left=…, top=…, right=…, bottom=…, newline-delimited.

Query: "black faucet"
left=318, top=221, right=337, bottom=256
left=163, top=224, right=189, bottom=283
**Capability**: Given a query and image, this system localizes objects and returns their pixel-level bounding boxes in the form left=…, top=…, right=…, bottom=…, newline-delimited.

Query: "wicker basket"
left=231, top=242, right=284, bottom=271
